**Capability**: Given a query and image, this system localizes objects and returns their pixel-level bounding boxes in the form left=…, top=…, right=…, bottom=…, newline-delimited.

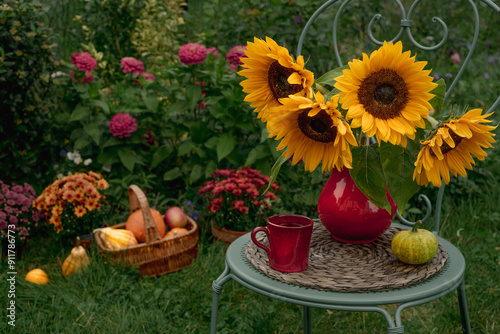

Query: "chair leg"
left=210, top=264, right=232, bottom=334
left=302, top=306, right=312, bottom=334
left=457, top=279, right=472, bottom=334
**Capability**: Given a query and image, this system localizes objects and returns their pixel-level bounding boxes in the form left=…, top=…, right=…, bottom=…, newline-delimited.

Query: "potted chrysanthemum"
left=198, top=167, right=281, bottom=243
left=238, top=37, right=497, bottom=244
left=33, top=171, right=110, bottom=245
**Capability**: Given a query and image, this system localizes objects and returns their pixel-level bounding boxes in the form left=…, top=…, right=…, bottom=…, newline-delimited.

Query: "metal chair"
left=210, top=1, right=500, bottom=332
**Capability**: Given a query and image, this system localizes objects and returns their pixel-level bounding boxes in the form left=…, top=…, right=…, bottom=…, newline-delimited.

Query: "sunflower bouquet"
left=33, top=171, right=109, bottom=238
left=238, top=37, right=497, bottom=213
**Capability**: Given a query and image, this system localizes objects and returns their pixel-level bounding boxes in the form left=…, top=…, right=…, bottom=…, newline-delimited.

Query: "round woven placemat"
left=245, top=221, right=448, bottom=292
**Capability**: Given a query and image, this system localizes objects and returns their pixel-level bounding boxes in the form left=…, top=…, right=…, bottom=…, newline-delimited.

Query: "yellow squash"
left=391, top=221, right=438, bottom=265
left=94, top=227, right=138, bottom=250
left=62, top=238, right=90, bottom=277
left=25, top=268, right=50, bottom=284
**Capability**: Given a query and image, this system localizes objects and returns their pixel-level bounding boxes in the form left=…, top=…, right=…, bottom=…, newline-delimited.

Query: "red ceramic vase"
left=317, top=168, right=397, bottom=244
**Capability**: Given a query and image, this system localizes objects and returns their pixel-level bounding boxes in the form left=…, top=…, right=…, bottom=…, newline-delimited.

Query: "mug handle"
left=251, top=226, right=270, bottom=254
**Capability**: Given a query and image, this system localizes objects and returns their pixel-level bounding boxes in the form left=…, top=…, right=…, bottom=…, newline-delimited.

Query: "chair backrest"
left=296, top=0, right=500, bottom=234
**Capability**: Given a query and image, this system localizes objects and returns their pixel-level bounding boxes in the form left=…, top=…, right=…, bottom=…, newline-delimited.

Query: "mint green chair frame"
left=210, top=1, right=500, bottom=332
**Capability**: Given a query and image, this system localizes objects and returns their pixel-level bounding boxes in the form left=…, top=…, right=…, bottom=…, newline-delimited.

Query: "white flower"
left=83, top=158, right=92, bottom=166
left=73, top=156, right=82, bottom=165
left=102, top=164, right=112, bottom=173
left=67, top=152, right=74, bottom=160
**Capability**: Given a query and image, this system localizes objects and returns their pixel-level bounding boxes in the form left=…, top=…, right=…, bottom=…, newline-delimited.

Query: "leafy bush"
left=0, top=0, right=64, bottom=188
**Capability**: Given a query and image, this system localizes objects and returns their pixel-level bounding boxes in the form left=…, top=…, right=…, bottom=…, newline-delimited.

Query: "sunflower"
left=334, top=41, right=437, bottom=147
left=266, top=91, right=358, bottom=172
left=238, top=36, right=314, bottom=121
left=413, top=109, right=497, bottom=187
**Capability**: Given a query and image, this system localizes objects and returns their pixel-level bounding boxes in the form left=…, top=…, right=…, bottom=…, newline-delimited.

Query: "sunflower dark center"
left=268, top=61, right=303, bottom=102
left=358, top=68, right=409, bottom=119
left=431, top=130, right=464, bottom=156
left=297, top=109, right=337, bottom=143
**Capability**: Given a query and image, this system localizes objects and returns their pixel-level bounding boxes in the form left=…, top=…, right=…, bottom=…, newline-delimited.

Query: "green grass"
left=2, top=183, right=499, bottom=333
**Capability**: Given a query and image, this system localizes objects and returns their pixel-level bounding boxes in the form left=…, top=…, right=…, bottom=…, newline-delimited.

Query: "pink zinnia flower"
left=225, top=45, right=247, bottom=66
left=178, top=43, right=207, bottom=65
left=140, top=71, right=155, bottom=82
left=69, top=69, right=94, bottom=83
left=135, top=71, right=156, bottom=85
left=451, top=52, right=461, bottom=65
left=71, top=51, right=97, bottom=71
left=109, top=113, right=138, bottom=138
left=207, top=47, right=219, bottom=57
left=120, top=57, right=145, bottom=74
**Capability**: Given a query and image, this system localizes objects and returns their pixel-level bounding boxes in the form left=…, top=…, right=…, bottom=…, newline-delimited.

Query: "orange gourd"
left=126, top=208, right=165, bottom=242
left=165, top=227, right=189, bottom=238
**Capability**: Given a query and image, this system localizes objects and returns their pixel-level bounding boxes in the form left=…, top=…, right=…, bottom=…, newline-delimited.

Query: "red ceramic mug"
left=251, top=214, right=314, bottom=273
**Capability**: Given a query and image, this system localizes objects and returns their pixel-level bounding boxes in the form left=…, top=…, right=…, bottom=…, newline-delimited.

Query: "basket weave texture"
left=246, top=221, right=448, bottom=292
left=95, top=185, right=199, bottom=277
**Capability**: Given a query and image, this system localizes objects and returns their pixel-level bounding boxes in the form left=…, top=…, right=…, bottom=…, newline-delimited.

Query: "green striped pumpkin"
left=391, top=222, right=438, bottom=265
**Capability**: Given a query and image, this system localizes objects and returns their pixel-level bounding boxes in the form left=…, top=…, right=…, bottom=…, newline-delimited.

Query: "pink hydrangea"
left=71, top=51, right=98, bottom=71
left=225, top=45, right=247, bottom=66
left=120, top=57, right=145, bottom=74
left=109, top=113, right=138, bottom=138
left=207, top=47, right=219, bottom=57
left=178, top=43, right=207, bottom=65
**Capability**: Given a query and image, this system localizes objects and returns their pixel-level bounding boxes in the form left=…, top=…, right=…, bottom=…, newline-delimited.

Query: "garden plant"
left=1, top=0, right=499, bottom=333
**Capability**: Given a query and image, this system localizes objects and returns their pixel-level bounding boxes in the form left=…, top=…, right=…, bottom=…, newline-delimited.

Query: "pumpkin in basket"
left=126, top=208, right=166, bottom=242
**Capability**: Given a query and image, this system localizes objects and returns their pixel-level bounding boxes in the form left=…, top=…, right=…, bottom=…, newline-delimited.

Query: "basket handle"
left=128, top=185, right=161, bottom=243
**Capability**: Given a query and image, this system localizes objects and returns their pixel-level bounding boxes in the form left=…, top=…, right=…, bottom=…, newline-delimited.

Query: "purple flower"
left=433, top=73, right=440, bottom=80
left=294, top=16, right=303, bottom=24
left=484, top=72, right=489, bottom=79
left=4, top=206, right=13, bottom=214
left=445, top=73, right=453, bottom=78
left=0, top=220, right=7, bottom=229
left=489, top=57, right=495, bottom=64
left=60, top=150, right=67, bottom=157
left=9, top=216, right=18, bottom=224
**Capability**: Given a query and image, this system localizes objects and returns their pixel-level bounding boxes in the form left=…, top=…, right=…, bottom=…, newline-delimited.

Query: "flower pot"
left=210, top=221, right=248, bottom=244
left=317, top=168, right=397, bottom=244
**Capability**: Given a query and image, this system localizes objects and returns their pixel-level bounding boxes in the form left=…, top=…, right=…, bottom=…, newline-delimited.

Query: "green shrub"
left=0, top=0, right=63, bottom=188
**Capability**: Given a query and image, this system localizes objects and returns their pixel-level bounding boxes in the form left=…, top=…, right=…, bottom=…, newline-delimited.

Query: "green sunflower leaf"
left=261, top=153, right=291, bottom=196
left=379, top=141, right=421, bottom=213
left=350, top=145, right=392, bottom=213
left=429, top=78, right=446, bottom=119
left=315, top=65, right=349, bottom=88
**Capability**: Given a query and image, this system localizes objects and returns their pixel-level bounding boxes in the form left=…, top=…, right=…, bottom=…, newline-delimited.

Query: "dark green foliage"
left=0, top=0, right=63, bottom=188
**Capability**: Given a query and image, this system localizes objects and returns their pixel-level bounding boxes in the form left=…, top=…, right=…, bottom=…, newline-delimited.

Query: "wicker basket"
left=210, top=220, right=248, bottom=244
left=94, top=185, right=199, bottom=277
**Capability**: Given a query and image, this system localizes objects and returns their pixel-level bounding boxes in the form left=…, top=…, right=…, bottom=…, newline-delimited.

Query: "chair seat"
left=224, top=223, right=465, bottom=307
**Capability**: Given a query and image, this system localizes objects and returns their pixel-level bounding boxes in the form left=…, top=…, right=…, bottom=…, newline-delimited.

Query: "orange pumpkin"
left=126, top=208, right=166, bottom=242
left=165, top=227, right=189, bottom=238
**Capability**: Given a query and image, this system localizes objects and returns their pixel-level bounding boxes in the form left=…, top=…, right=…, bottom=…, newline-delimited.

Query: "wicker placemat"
left=245, top=221, right=448, bottom=292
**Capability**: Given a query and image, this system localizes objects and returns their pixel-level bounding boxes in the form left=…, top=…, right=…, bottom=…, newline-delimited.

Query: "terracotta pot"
left=317, top=168, right=397, bottom=244
left=210, top=221, right=248, bottom=244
